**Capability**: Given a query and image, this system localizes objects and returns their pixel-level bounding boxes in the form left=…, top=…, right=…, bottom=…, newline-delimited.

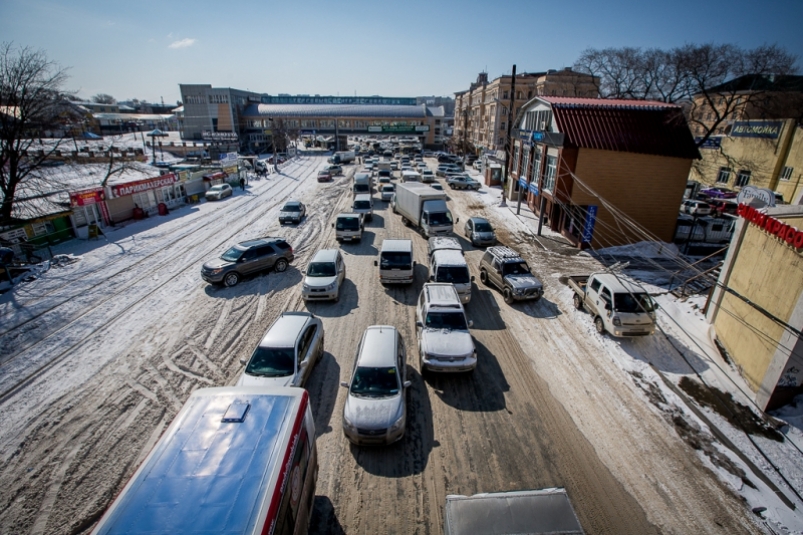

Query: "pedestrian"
left=239, top=177, right=246, bottom=191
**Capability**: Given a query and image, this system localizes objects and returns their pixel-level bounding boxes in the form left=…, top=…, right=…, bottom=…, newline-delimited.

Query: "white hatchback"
left=302, top=249, right=346, bottom=302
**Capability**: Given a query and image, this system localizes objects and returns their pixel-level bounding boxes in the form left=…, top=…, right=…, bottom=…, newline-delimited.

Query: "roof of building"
left=539, top=97, right=701, bottom=160
left=244, top=103, right=433, bottom=118
left=707, top=74, right=803, bottom=94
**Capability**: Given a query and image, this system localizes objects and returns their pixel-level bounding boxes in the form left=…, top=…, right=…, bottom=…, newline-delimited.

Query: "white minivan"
left=374, top=239, right=415, bottom=284
left=429, top=249, right=473, bottom=304
left=352, top=194, right=374, bottom=222
left=333, top=212, right=364, bottom=242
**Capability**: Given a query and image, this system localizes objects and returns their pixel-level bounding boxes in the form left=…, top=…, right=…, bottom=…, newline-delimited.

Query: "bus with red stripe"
left=92, top=386, right=317, bottom=535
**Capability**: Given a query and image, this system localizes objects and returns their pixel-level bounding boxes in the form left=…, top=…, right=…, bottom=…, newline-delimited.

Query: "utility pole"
left=500, top=64, right=516, bottom=207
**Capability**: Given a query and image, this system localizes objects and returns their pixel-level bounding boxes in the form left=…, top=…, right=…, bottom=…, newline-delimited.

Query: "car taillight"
left=289, top=247, right=294, bottom=255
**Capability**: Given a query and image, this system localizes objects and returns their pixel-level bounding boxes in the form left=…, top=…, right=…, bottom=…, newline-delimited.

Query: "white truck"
left=443, top=488, right=584, bottom=535
left=565, top=272, right=657, bottom=337
left=353, top=173, right=372, bottom=195
left=392, top=182, right=455, bottom=238
left=330, top=150, right=355, bottom=164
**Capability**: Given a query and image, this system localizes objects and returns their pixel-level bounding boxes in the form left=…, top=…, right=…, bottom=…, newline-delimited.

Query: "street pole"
left=500, top=64, right=516, bottom=207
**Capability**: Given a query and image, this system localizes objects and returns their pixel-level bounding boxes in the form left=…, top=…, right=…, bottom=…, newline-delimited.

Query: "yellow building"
left=707, top=203, right=803, bottom=409
left=453, top=69, right=598, bottom=154
left=689, top=119, right=803, bottom=205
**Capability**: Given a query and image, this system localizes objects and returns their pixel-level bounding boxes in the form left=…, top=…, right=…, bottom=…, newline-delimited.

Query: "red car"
left=317, top=170, right=332, bottom=182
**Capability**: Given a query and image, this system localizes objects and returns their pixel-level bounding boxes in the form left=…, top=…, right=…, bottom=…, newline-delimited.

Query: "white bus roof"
left=92, top=386, right=310, bottom=535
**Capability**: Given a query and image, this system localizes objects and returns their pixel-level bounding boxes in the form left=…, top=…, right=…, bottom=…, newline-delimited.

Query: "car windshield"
left=354, top=201, right=371, bottom=210
left=354, top=185, right=369, bottom=193
left=349, top=366, right=400, bottom=398
left=283, top=203, right=301, bottom=212
left=425, top=311, right=468, bottom=330
left=380, top=252, right=412, bottom=268
left=614, top=292, right=655, bottom=313
left=383, top=186, right=394, bottom=192
left=436, top=266, right=470, bottom=284
left=245, top=346, right=294, bottom=377
left=210, top=185, right=225, bottom=191
left=502, top=261, right=531, bottom=276
left=428, top=212, right=453, bottom=226
left=220, top=246, right=244, bottom=262
left=307, top=261, right=336, bottom=277
left=474, top=221, right=493, bottom=232
left=337, top=217, right=361, bottom=230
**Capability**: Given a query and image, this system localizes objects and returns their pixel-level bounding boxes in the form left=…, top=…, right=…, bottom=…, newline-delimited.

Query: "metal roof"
left=244, top=103, right=430, bottom=118
left=537, top=97, right=700, bottom=160
left=358, top=326, right=398, bottom=367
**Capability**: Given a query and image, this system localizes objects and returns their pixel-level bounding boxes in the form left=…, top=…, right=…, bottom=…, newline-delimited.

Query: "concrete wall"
left=572, top=148, right=692, bottom=247
left=709, top=208, right=803, bottom=408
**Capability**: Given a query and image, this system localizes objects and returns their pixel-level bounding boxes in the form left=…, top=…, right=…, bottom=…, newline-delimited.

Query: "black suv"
left=478, top=246, right=543, bottom=304
left=201, top=237, right=294, bottom=287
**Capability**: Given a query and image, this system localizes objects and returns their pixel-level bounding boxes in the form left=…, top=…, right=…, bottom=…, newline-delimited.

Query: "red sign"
left=110, top=173, right=178, bottom=197
left=69, top=188, right=105, bottom=207
left=738, top=203, right=803, bottom=249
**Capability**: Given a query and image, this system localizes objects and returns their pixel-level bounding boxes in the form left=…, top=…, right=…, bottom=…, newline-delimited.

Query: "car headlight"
left=326, top=282, right=337, bottom=291
left=612, top=316, right=622, bottom=326
left=302, top=284, right=310, bottom=292
left=343, top=414, right=357, bottom=431
left=210, top=268, right=223, bottom=275
left=513, top=288, right=524, bottom=295
left=389, top=413, right=405, bottom=432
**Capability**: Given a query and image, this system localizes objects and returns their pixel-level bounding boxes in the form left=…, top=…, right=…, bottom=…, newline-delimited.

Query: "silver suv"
left=478, top=246, right=543, bottom=304
left=201, top=237, right=294, bottom=287
left=416, top=283, right=476, bottom=373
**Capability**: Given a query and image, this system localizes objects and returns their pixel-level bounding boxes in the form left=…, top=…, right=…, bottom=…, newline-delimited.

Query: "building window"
left=516, top=91, right=522, bottom=100
left=544, top=155, right=557, bottom=192
left=531, top=149, right=541, bottom=183
left=502, top=91, right=509, bottom=100
left=521, top=150, right=530, bottom=181
left=716, top=167, right=731, bottom=184
left=780, top=166, right=793, bottom=181
left=513, top=145, right=520, bottom=174
left=500, top=122, right=506, bottom=131
left=736, top=170, right=751, bottom=187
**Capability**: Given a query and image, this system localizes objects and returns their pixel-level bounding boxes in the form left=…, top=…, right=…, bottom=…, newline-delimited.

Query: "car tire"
left=479, top=269, right=488, bottom=285
left=223, top=272, right=240, bottom=287
left=274, top=258, right=288, bottom=272
left=573, top=293, right=583, bottom=310
left=503, top=288, right=514, bottom=304
left=595, top=316, right=606, bottom=334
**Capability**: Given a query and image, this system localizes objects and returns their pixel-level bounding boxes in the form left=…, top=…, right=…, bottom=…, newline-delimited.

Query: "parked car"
left=478, top=246, right=543, bottom=304
left=317, top=170, right=332, bottom=182
left=464, top=217, right=496, bottom=247
left=205, top=183, right=233, bottom=201
left=236, top=311, right=324, bottom=387
left=302, top=249, right=346, bottom=302
left=341, top=325, right=411, bottom=445
left=473, top=160, right=483, bottom=171
left=681, top=199, right=712, bottom=216
left=279, top=200, right=306, bottom=224
left=420, top=170, right=435, bottom=183
left=327, top=164, right=343, bottom=176
left=201, top=237, right=294, bottom=287
left=381, top=184, right=396, bottom=202
left=430, top=183, right=444, bottom=192
left=447, top=174, right=481, bottom=190
left=707, top=198, right=738, bottom=217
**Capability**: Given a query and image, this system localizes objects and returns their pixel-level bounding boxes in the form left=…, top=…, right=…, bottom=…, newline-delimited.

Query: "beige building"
left=707, top=203, right=803, bottom=409
left=507, top=97, right=699, bottom=249
left=453, top=69, right=598, bottom=154
left=690, top=119, right=803, bottom=205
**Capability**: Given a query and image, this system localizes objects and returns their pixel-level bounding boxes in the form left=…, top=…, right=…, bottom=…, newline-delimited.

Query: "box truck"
left=392, top=182, right=455, bottom=237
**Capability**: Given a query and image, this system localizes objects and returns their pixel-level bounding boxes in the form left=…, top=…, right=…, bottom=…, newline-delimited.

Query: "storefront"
left=69, top=188, right=111, bottom=239
left=106, top=173, right=182, bottom=222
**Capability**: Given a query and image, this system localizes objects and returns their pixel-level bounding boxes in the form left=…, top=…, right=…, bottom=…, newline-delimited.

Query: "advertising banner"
left=110, top=173, right=178, bottom=197
left=582, top=205, right=598, bottom=243
left=730, top=121, right=783, bottom=139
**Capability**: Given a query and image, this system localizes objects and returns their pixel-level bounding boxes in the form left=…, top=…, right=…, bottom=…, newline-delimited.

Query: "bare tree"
left=573, top=43, right=799, bottom=147
left=91, top=93, right=116, bottom=104
left=0, top=42, right=71, bottom=224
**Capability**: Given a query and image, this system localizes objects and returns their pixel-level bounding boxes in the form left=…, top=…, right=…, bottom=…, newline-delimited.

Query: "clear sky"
left=2, top=0, right=801, bottom=105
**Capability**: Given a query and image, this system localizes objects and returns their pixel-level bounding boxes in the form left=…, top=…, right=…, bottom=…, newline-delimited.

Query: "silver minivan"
left=352, top=194, right=374, bottom=222
left=333, top=212, right=364, bottom=242
left=374, top=239, right=415, bottom=284
left=302, top=249, right=346, bottom=302
left=429, top=249, right=473, bottom=304
left=341, top=325, right=411, bottom=446
left=237, top=312, right=324, bottom=388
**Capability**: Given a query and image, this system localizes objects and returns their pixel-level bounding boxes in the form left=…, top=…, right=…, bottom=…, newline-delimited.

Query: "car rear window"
left=274, top=241, right=291, bottom=250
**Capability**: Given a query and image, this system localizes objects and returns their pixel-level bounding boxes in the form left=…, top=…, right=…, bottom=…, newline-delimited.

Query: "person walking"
left=239, top=177, right=246, bottom=191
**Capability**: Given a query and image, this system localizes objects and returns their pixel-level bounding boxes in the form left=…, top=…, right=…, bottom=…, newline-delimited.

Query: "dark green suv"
left=201, top=237, right=294, bottom=287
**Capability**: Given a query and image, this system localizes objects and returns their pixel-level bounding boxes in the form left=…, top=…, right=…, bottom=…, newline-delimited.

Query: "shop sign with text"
left=738, top=203, right=803, bottom=249
left=111, top=173, right=178, bottom=197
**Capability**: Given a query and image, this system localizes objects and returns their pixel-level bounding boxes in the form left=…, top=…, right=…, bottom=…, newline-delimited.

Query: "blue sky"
left=2, top=0, right=801, bottom=105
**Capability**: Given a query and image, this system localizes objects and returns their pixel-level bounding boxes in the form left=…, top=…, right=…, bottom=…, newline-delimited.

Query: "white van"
left=374, top=239, right=415, bottom=284
left=91, top=387, right=317, bottom=535
left=402, top=170, right=421, bottom=182
left=333, top=212, right=364, bottom=242
left=352, top=193, right=374, bottom=222
left=430, top=249, right=473, bottom=304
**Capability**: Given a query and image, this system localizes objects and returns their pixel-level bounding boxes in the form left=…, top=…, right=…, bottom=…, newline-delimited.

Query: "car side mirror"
left=468, top=320, right=474, bottom=328
left=301, top=270, right=306, bottom=275
left=471, top=275, right=475, bottom=281
left=429, top=275, right=434, bottom=281
left=413, top=261, right=417, bottom=266
left=455, top=217, right=459, bottom=223
left=374, top=260, right=378, bottom=267
left=416, top=321, right=423, bottom=328
left=604, top=303, right=612, bottom=311
left=403, top=381, right=412, bottom=388
left=340, top=381, right=349, bottom=388
left=299, top=361, right=308, bottom=370
left=239, top=358, right=246, bottom=365
left=331, top=223, right=334, bottom=228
